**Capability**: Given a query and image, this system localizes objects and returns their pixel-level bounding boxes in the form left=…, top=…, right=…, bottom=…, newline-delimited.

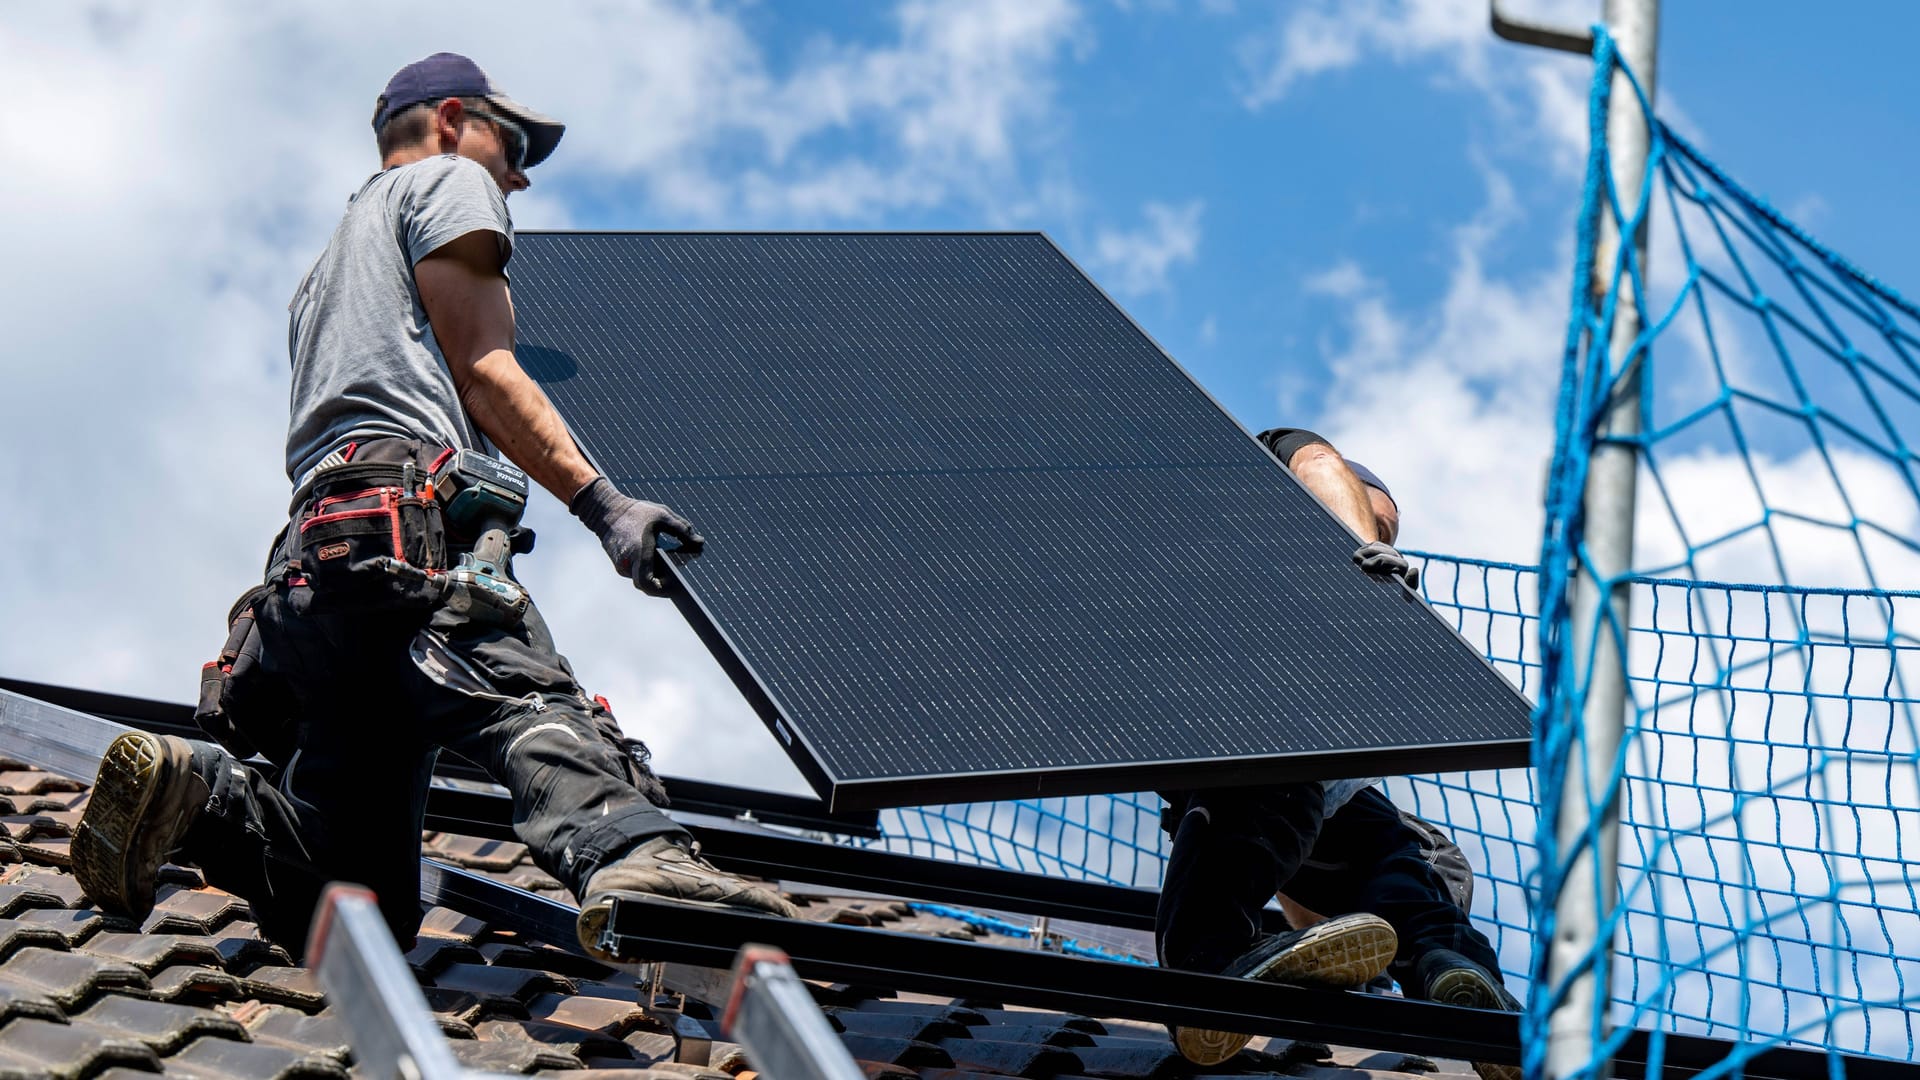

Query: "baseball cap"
left=372, top=52, right=565, bottom=169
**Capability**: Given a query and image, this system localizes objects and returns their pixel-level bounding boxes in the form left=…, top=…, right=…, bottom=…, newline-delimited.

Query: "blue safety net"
left=856, top=25, right=1920, bottom=1076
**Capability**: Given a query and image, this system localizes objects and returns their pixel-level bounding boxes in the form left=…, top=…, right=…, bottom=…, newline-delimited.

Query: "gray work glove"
left=570, top=476, right=704, bottom=595
left=1352, top=540, right=1420, bottom=591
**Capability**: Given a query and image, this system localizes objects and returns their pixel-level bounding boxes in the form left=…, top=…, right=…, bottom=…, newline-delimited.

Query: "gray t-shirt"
left=285, top=155, right=513, bottom=483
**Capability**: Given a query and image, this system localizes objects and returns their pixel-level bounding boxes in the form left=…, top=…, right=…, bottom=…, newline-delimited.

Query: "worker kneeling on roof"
left=71, top=52, right=793, bottom=956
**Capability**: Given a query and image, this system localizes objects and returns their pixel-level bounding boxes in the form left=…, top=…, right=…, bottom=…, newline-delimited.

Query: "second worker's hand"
left=570, top=476, right=706, bottom=595
left=1352, top=540, right=1420, bottom=592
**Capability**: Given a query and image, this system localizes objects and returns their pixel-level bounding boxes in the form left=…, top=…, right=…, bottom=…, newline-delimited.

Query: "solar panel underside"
left=510, top=232, right=1530, bottom=810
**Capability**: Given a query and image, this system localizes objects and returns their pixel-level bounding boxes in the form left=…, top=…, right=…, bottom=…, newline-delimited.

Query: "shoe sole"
left=1427, top=964, right=1522, bottom=1080
left=1173, top=914, right=1397, bottom=1067
left=71, top=732, right=198, bottom=921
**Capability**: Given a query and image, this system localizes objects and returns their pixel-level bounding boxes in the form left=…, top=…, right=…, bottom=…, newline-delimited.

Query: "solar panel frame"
left=510, top=230, right=1532, bottom=811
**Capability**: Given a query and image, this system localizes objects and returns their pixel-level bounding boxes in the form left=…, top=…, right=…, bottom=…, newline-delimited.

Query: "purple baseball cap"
left=372, top=52, right=564, bottom=169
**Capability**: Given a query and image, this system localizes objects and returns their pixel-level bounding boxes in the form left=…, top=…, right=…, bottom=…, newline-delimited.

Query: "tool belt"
left=288, top=439, right=454, bottom=614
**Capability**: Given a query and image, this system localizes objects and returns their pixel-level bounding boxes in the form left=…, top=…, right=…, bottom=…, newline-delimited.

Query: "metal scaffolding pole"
left=1545, top=2, right=1660, bottom=1079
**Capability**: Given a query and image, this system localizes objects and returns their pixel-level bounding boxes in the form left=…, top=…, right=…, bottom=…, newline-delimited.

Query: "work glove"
left=570, top=476, right=704, bottom=595
left=1352, top=540, right=1420, bottom=592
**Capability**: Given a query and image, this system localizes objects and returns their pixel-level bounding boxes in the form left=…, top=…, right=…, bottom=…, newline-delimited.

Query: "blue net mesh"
left=858, top=26, right=1920, bottom=1075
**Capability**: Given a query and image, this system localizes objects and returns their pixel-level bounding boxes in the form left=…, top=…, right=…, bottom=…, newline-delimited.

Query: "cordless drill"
left=430, top=450, right=531, bottom=626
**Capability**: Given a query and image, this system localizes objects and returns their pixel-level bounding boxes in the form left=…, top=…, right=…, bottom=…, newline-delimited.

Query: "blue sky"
left=4, top=0, right=1919, bottom=787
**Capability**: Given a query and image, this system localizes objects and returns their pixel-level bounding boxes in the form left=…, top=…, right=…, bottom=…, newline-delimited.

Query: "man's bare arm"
left=415, top=230, right=598, bottom=504
left=1287, top=442, right=1381, bottom=543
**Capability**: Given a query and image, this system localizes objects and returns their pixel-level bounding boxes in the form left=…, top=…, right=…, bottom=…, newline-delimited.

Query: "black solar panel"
left=510, top=232, right=1529, bottom=810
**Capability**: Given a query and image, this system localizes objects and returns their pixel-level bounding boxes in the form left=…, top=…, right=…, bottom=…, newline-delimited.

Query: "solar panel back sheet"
left=511, top=232, right=1530, bottom=810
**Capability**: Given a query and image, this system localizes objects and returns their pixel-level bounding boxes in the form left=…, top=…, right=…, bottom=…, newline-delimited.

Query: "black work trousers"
left=1155, top=783, right=1500, bottom=991
left=1280, top=786, right=1501, bottom=989
left=179, top=577, right=683, bottom=955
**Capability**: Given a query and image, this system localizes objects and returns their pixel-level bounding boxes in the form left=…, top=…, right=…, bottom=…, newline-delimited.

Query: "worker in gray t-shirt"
left=74, top=53, right=793, bottom=957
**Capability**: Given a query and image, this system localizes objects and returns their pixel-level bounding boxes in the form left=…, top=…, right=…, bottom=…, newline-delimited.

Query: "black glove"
left=570, top=477, right=704, bottom=595
left=1352, top=540, right=1420, bottom=591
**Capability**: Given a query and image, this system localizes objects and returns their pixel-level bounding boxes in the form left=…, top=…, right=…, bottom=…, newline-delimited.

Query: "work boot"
left=575, top=835, right=796, bottom=961
left=72, top=732, right=210, bottom=921
left=1172, top=912, right=1396, bottom=1066
left=1413, top=948, right=1522, bottom=1080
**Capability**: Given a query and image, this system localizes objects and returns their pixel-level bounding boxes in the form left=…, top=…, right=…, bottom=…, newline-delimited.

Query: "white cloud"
left=1236, top=0, right=1594, bottom=173
left=1087, top=199, right=1205, bottom=296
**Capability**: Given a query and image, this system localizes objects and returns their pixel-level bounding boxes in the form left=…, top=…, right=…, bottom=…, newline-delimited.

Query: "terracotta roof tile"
left=0, top=814, right=74, bottom=842
left=849, top=1001, right=991, bottom=1025
left=836, top=1036, right=955, bottom=1068
left=15, top=906, right=105, bottom=948
left=0, top=1016, right=160, bottom=1078
left=1325, top=1048, right=1442, bottom=1073
left=829, top=1009, right=973, bottom=1042
left=1064, top=1041, right=1194, bottom=1080
left=974, top=1026, right=1097, bottom=1048
left=480, top=939, right=617, bottom=980
left=165, top=1033, right=351, bottom=1079
left=207, top=927, right=295, bottom=972
left=967, top=1009, right=1107, bottom=1034
left=0, top=980, right=66, bottom=1023
left=70, top=994, right=250, bottom=1054
left=238, top=1005, right=355, bottom=1061
left=139, top=885, right=250, bottom=935
left=429, top=834, right=532, bottom=871
left=0, top=917, right=75, bottom=960
left=849, top=1063, right=926, bottom=1080
left=0, top=945, right=149, bottom=1009
left=644, top=1061, right=737, bottom=1080
left=623, top=1029, right=679, bottom=1066
left=418, top=905, right=491, bottom=944
left=475, top=1017, right=638, bottom=1060
left=147, top=963, right=244, bottom=1004
left=421, top=985, right=496, bottom=1025
left=80, top=932, right=228, bottom=973
left=0, top=771, right=85, bottom=796
left=429, top=961, right=577, bottom=1007
left=524, top=988, right=652, bottom=1036
left=17, top=835, right=73, bottom=870
left=448, top=1036, right=584, bottom=1074
left=232, top=964, right=326, bottom=1010
left=936, top=1038, right=1083, bottom=1078
left=408, top=935, right=485, bottom=975
left=0, top=866, right=87, bottom=910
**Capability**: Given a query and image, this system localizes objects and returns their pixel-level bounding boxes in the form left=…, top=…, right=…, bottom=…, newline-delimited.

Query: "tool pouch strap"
left=290, top=441, right=450, bottom=614
left=196, top=583, right=298, bottom=766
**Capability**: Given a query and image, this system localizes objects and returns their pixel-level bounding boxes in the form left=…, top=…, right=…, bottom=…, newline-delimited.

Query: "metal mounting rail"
left=425, top=782, right=1287, bottom=935
left=0, top=677, right=880, bottom=837
left=594, top=896, right=1917, bottom=1080
left=601, top=894, right=1516, bottom=1067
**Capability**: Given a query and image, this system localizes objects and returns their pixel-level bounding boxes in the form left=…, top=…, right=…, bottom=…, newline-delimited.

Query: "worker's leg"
left=1154, top=782, right=1328, bottom=973
left=413, top=599, right=686, bottom=898
left=1279, top=787, right=1503, bottom=989
left=163, top=583, right=438, bottom=954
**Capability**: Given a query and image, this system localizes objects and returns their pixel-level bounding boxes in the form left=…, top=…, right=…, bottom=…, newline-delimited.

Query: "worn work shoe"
left=1414, top=948, right=1522, bottom=1080
left=1172, top=912, right=1397, bottom=1066
left=72, top=732, right=209, bottom=921
left=575, top=835, right=797, bottom=961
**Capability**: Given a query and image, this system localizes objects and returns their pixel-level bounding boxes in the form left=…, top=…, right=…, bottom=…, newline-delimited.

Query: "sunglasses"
left=464, top=104, right=528, bottom=173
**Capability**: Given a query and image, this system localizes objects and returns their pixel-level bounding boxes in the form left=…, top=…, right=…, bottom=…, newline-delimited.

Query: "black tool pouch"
left=196, top=584, right=298, bottom=766
left=293, top=461, right=449, bottom=613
